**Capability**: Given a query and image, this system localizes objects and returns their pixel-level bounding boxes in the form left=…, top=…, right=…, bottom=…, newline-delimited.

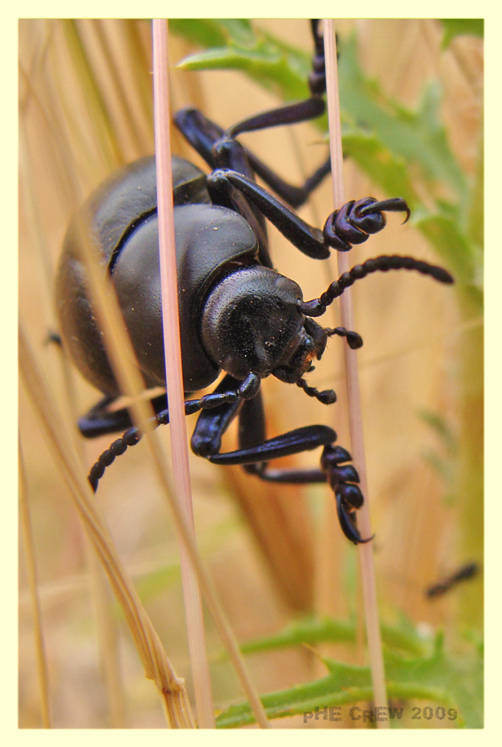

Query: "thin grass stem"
left=19, top=322, right=194, bottom=728
left=323, top=19, right=389, bottom=726
left=48, top=36, right=268, bottom=722
left=152, top=20, right=268, bottom=728
left=86, top=545, right=127, bottom=727
left=18, top=443, right=52, bottom=728
left=152, top=19, right=215, bottom=729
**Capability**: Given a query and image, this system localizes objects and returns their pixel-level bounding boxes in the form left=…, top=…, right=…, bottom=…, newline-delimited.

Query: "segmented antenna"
left=300, top=255, right=454, bottom=317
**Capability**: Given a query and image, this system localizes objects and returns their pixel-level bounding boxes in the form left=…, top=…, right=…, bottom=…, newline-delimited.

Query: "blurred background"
left=19, top=19, right=483, bottom=728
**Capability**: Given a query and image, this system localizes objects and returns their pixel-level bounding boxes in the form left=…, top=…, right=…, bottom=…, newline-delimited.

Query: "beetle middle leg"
left=174, top=106, right=330, bottom=210
left=175, top=19, right=415, bottom=264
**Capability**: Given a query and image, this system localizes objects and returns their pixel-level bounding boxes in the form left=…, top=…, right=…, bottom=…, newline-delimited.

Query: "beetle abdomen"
left=56, top=156, right=259, bottom=396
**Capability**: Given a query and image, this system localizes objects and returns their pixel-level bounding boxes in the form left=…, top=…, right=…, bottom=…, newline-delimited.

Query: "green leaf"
left=216, top=634, right=483, bottom=728
left=342, top=130, right=419, bottom=207
left=169, top=19, right=255, bottom=49
left=237, top=616, right=428, bottom=659
left=338, top=37, right=468, bottom=205
left=174, top=20, right=310, bottom=102
left=177, top=46, right=307, bottom=103
left=414, top=212, right=480, bottom=287
left=217, top=19, right=256, bottom=46
left=239, top=617, right=353, bottom=654
left=169, top=19, right=229, bottom=49
left=440, top=20, right=484, bottom=49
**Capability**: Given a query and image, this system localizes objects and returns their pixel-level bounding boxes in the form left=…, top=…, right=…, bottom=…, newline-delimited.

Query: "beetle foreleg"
left=175, top=107, right=330, bottom=211
left=215, top=393, right=332, bottom=483
left=209, top=400, right=370, bottom=544
left=321, top=445, right=372, bottom=544
left=208, top=425, right=337, bottom=466
left=207, top=170, right=331, bottom=260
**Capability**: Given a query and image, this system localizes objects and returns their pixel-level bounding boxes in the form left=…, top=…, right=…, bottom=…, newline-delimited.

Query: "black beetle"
left=56, top=21, right=453, bottom=544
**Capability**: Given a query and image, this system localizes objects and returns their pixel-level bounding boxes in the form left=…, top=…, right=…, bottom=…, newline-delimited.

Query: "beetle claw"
left=336, top=495, right=373, bottom=544
left=359, top=197, right=411, bottom=225
left=336, top=494, right=363, bottom=544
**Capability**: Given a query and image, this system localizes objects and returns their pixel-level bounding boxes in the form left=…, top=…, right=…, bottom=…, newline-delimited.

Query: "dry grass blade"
left=19, top=321, right=194, bottom=728
left=323, top=20, right=388, bottom=725
left=85, top=544, right=127, bottom=727
left=61, top=114, right=268, bottom=727
left=152, top=19, right=215, bottom=728
left=18, top=444, right=52, bottom=728
left=19, top=19, right=479, bottom=729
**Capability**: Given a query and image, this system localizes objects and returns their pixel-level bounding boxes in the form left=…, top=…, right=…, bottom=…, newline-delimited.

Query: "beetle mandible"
left=56, top=20, right=453, bottom=544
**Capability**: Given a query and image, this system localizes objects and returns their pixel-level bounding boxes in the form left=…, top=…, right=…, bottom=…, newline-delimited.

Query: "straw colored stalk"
left=152, top=18, right=214, bottom=728
left=20, top=19, right=268, bottom=728
left=18, top=444, right=52, bottom=728
left=45, top=85, right=268, bottom=726
left=323, top=20, right=388, bottom=725
left=19, top=322, right=194, bottom=728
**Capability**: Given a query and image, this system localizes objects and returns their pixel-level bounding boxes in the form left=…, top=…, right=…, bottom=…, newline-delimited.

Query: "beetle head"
left=200, top=266, right=333, bottom=400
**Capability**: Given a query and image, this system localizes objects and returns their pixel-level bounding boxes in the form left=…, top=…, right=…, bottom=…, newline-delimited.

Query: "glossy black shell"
left=56, top=155, right=259, bottom=395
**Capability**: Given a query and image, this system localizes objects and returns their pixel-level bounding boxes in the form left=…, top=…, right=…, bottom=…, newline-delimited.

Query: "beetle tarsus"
left=321, top=444, right=372, bottom=544
left=309, top=20, right=327, bottom=96
left=323, top=197, right=411, bottom=252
